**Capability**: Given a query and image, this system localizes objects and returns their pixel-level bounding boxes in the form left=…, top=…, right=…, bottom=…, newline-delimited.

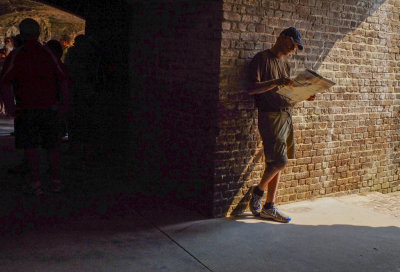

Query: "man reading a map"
left=247, top=27, right=315, bottom=223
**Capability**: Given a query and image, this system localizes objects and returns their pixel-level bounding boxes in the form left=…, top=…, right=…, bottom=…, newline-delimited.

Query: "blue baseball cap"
left=280, top=27, right=303, bottom=50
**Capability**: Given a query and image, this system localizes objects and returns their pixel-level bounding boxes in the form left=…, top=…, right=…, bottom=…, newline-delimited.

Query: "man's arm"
left=248, top=77, right=294, bottom=95
left=247, top=53, right=294, bottom=95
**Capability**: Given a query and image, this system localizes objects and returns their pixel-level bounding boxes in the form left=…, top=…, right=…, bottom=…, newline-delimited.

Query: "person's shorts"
left=258, top=111, right=295, bottom=164
left=15, top=109, right=60, bottom=149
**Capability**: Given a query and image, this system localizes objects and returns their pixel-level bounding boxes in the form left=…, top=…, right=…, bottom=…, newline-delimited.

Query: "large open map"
left=277, top=69, right=336, bottom=102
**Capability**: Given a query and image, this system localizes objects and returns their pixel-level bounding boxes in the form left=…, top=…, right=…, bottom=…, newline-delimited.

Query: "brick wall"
left=130, top=1, right=222, bottom=215
left=215, top=0, right=400, bottom=216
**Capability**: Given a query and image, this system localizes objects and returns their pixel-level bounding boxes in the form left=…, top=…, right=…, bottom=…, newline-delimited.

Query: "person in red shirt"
left=0, top=18, right=70, bottom=195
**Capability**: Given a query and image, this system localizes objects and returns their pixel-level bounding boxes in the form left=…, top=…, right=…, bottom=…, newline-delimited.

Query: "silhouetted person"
left=64, top=35, right=99, bottom=160
left=0, top=37, right=11, bottom=113
left=247, top=27, right=315, bottom=223
left=2, top=34, right=30, bottom=173
left=46, top=40, right=63, bottom=59
left=0, top=18, right=70, bottom=195
left=46, top=39, right=71, bottom=142
left=13, top=34, right=24, bottom=49
left=0, top=37, right=14, bottom=79
left=59, top=34, right=72, bottom=63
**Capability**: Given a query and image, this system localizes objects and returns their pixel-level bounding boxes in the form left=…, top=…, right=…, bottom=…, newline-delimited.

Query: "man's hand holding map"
left=277, top=69, right=336, bottom=102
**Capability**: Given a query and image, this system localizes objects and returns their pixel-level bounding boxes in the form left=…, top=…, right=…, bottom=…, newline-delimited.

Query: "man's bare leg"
left=250, top=163, right=291, bottom=222
left=266, top=170, right=281, bottom=203
left=258, top=167, right=291, bottom=223
left=256, top=166, right=282, bottom=207
left=250, top=163, right=285, bottom=214
left=257, top=167, right=281, bottom=191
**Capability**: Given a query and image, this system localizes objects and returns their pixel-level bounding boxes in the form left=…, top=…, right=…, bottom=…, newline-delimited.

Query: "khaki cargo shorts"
left=258, top=111, right=295, bottom=164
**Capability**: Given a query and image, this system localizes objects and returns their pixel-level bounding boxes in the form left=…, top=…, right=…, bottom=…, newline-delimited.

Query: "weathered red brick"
left=213, top=0, right=400, bottom=216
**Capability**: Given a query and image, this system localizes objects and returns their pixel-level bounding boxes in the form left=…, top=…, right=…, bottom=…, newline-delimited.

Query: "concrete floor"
left=1, top=118, right=400, bottom=272
left=1, top=193, right=399, bottom=272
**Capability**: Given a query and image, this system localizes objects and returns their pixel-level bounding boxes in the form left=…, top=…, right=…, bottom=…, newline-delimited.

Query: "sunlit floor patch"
left=231, top=194, right=400, bottom=228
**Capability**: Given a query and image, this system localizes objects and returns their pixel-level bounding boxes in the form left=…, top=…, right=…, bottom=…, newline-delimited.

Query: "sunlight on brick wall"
left=215, top=0, right=400, bottom=216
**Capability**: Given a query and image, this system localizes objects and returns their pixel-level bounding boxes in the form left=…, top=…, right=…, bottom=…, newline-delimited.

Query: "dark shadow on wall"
left=215, top=0, right=391, bottom=216
left=130, top=0, right=222, bottom=216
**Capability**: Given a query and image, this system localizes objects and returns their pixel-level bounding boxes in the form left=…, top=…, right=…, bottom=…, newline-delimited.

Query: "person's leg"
left=266, top=170, right=281, bottom=204
left=8, top=115, right=30, bottom=174
left=65, top=106, right=79, bottom=154
left=47, top=148, right=60, bottom=180
left=257, top=163, right=285, bottom=191
left=251, top=111, right=291, bottom=217
left=25, top=148, right=40, bottom=180
left=250, top=162, right=285, bottom=214
left=60, top=115, right=69, bottom=142
left=47, top=147, right=63, bottom=192
left=256, top=111, right=288, bottom=191
left=25, top=147, right=43, bottom=195
left=40, top=109, right=63, bottom=192
left=15, top=111, right=43, bottom=195
left=259, top=166, right=291, bottom=223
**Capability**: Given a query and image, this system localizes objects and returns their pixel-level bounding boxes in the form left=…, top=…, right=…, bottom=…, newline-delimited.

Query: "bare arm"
left=248, top=77, right=294, bottom=95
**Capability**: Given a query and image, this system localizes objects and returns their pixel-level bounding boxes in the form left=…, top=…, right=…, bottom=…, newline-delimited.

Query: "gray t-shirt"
left=248, top=49, right=295, bottom=112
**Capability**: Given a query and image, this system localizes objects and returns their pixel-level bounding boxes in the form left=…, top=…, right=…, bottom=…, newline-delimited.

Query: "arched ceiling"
left=30, top=0, right=86, bottom=18
left=0, top=0, right=85, bottom=44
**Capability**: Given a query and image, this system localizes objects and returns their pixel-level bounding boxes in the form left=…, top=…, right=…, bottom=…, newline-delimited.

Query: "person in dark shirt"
left=46, top=39, right=71, bottom=142
left=0, top=18, right=70, bottom=195
left=247, top=27, right=315, bottom=223
left=59, top=34, right=72, bottom=63
left=64, top=35, right=99, bottom=160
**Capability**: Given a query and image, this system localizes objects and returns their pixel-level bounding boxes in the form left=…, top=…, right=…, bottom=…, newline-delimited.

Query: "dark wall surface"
left=30, top=0, right=222, bottom=217
left=36, top=0, right=132, bottom=184
left=130, top=0, right=222, bottom=216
